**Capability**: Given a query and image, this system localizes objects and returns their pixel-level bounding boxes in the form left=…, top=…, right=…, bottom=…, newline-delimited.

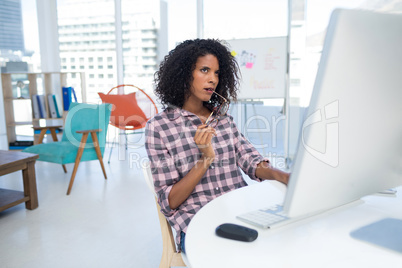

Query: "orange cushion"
left=98, top=92, right=148, bottom=129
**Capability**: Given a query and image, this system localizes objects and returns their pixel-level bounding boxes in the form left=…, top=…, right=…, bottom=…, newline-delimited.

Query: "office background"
left=1, top=0, right=400, bottom=159
left=0, top=0, right=401, bottom=267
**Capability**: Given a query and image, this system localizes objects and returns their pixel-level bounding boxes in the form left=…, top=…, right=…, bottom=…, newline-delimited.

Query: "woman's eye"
left=201, top=68, right=208, bottom=73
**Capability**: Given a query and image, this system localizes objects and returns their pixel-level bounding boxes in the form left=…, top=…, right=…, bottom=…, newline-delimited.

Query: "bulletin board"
left=227, top=37, right=288, bottom=100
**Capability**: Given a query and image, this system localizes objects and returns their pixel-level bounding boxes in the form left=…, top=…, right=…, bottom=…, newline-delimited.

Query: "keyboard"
left=236, top=204, right=292, bottom=229
left=238, top=199, right=367, bottom=229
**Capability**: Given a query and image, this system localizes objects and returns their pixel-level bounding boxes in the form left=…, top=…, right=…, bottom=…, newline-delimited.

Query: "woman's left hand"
left=256, top=161, right=290, bottom=185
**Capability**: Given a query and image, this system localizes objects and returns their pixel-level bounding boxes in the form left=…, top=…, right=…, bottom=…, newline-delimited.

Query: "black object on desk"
left=216, top=223, right=258, bottom=242
left=350, top=218, right=402, bottom=253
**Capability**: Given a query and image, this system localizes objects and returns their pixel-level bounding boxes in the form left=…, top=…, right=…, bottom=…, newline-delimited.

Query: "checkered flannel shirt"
left=145, top=107, right=268, bottom=249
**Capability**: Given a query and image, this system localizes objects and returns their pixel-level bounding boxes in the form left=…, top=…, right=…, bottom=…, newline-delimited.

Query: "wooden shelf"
left=1, top=72, right=87, bottom=149
left=6, top=122, right=33, bottom=126
left=4, top=97, right=31, bottom=101
left=31, top=118, right=63, bottom=121
left=0, top=188, right=29, bottom=212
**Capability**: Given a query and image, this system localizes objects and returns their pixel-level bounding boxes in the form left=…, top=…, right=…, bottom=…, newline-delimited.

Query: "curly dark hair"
left=154, top=39, right=240, bottom=109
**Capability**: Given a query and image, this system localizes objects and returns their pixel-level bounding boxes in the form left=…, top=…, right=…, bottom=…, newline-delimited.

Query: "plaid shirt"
left=145, top=107, right=267, bottom=249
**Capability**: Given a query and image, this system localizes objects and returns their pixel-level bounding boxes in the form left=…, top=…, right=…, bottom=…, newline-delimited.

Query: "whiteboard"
left=227, top=37, right=288, bottom=100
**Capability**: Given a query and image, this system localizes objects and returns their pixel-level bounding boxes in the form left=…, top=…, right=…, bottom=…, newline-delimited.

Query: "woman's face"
left=188, top=54, right=220, bottom=103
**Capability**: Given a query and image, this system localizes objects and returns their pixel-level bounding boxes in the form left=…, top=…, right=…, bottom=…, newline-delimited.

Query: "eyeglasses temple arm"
left=213, top=91, right=227, bottom=103
left=205, top=111, right=214, bottom=126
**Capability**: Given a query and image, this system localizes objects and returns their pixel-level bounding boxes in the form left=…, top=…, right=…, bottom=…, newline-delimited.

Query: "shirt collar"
left=166, top=107, right=180, bottom=121
left=165, top=106, right=196, bottom=121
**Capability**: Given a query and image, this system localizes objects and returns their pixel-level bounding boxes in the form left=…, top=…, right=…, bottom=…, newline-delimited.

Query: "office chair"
left=98, top=84, right=158, bottom=163
left=142, top=161, right=187, bottom=268
left=23, top=103, right=112, bottom=195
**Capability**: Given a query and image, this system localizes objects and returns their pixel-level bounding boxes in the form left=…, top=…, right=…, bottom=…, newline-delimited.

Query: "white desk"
left=186, top=181, right=402, bottom=268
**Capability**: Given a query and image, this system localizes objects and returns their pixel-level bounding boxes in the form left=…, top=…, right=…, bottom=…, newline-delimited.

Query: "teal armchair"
left=23, top=103, right=112, bottom=195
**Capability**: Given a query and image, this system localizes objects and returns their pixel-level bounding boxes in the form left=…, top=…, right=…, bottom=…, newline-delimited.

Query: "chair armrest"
left=75, top=129, right=102, bottom=134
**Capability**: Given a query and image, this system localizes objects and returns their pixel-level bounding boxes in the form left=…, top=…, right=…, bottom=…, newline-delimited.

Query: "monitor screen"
left=284, top=9, right=402, bottom=218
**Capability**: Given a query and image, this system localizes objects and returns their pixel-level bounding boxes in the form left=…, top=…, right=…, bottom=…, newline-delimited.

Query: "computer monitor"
left=284, top=9, right=402, bottom=218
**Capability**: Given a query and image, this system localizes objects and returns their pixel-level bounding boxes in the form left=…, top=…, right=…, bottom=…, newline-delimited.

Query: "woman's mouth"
left=204, top=88, right=214, bottom=94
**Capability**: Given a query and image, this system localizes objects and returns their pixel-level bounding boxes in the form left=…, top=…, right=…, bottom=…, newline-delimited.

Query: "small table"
left=0, top=150, right=39, bottom=212
left=33, top=125, right=62, bottom=145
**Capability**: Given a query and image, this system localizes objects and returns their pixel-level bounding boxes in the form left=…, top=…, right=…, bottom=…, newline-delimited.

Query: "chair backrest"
left=98, top=84, right=158, bottom=131
left=142, top=161, right=187, bottom=267
left=62, top=102, right=112, bottom=155
left=143, top=160, right=157, bottom=197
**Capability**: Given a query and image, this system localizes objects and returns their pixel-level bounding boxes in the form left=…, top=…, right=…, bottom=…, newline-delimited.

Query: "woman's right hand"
left=168, top=124, right=216, bottom=209
left=194, top=124, right=216, bottom=161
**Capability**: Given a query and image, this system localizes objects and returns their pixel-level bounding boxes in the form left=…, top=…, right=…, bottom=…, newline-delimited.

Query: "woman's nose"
left=209, top=74, right=218, bottom=85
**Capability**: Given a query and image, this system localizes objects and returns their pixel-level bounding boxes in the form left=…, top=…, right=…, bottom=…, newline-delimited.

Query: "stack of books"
left=9, top=141, right=34, bottom=150
left=31, top=94, right=63, bottom=119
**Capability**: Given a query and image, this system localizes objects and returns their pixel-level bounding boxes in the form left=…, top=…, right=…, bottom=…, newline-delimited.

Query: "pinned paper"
left=246, top=62, right=254, bottom=69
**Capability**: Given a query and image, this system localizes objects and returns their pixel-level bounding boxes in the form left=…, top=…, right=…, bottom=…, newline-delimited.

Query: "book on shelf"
left=62, top=86, right=78, bottom=111
left=31, top=94, right=40, bottom=119
left=47, top=94, right=58, bottom=118
left=36, top=95, right=48, bottom=118
left=53, top=94, right=63, bottom=118
left=9, top=140, right=34, bottom=146
left=9, top=140, right=34, bottom=150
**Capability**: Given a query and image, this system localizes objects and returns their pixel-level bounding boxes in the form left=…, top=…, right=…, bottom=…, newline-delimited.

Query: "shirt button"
left=215, top=187, right=219, bottom=191
left=210, top=165, right=215, bottom=169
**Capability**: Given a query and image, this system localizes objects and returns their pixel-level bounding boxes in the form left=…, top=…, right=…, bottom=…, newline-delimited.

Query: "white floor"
left=0, top=145, right=167, bottom=268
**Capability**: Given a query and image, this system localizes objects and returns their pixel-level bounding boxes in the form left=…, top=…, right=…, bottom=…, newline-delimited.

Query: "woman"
left=145, top=39, right=289, bottom=253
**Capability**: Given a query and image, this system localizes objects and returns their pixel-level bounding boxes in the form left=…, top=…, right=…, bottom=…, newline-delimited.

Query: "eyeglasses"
left=205, top=91, right=229, bottom=128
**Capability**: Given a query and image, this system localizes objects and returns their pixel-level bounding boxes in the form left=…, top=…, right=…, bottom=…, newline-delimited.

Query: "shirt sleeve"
left=145, top=119, right=179, bottom=217
left=229, top=116, right=269, bottom=182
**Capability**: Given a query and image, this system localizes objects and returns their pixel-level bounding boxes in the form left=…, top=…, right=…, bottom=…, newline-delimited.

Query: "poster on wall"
left=227, top=37, right=288, bottom=100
